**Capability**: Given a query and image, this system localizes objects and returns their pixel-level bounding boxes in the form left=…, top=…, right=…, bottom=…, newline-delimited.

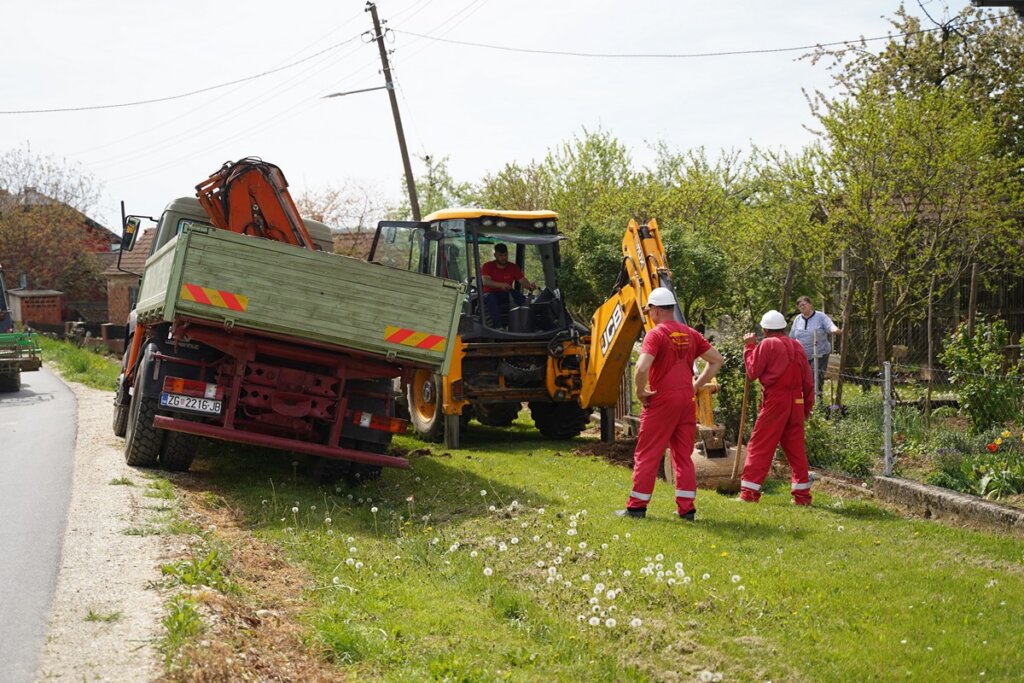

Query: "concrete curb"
left=874, top=476, right=1024, bottom=537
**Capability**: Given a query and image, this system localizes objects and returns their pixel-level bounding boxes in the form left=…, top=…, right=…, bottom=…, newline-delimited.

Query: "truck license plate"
left=160, top=393, right=222, bottom=415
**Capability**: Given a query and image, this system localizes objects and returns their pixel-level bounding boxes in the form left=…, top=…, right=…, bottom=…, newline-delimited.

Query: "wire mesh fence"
left=613, top=356, right=1024, bottom=502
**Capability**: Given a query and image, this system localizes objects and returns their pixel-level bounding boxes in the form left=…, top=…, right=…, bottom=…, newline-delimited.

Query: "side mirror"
left=122, top=217, right=142, bottom=251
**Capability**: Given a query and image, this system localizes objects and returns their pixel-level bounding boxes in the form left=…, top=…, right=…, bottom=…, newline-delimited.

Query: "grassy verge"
left=38, top=335, right=119, bottom=390
left=182, top=416, right=1024, bottom=682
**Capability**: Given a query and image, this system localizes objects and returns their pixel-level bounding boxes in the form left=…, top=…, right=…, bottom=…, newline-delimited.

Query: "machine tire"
left=124, top=354, right=161, bottom=467
left=160, top=431, right=198, bottom=472
left=473, top=401, right=520, bottom=428
left=529, top=401, right=592, bottom=440
left=407, top=370, right=444, bottom=443
left=0, top=370, right=20, bottom=393
left=112, top=400, right=130, bottom=438
left=112, top=351, right=130, bottom=437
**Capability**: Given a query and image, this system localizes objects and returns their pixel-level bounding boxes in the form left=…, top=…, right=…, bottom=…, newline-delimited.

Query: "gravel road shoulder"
left=37, top=378, right=165, bottom=682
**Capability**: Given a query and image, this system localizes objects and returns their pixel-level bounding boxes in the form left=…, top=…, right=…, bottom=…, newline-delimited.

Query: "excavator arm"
left=580, top=218, right=718, bottom=432
left=580, top=218, right=672, bottom=408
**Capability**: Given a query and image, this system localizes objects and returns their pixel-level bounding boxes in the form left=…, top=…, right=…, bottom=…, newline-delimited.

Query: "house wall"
left=106, top=274, right=138, bottom=327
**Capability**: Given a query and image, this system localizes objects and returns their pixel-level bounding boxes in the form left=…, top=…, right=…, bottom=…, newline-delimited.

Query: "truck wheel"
left=472, top=401, right=520, bottom=428
left=112, top=352, right=130, bottom=437
left=407, top=370, right=444, bottom=442
left=124, top=362, right=161, bottom=467
left=0, top=370, right=20, bottom=393
left=112, top=401, right=129, bottom=437
left=529, top=401, right=592, bottom=440
left=159, top=431, right=198, bottom=472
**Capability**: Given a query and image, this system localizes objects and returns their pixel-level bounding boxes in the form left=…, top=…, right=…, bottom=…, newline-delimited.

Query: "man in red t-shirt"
left=481, top=243, right=535, bottom=327
left=618, top=287, right=724, bottom=521
left=740, top=309, right=815, bottom=505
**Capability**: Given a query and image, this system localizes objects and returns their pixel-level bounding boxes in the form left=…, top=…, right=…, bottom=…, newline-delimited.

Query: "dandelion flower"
left=630, top=617, right=642, bottom=628
left=1001, top=430, right=1011, bottom=438
left=483, top=567, right=493, bottom=576
left=470, top=550, right=478, bottom=558
left=481, top=490, right=488, bottom=497
left=589, top=616, right=600, bottom=626
left=702, top=573, right=710, bottom=580
left=291, top=506, right=299, bottom=514
left=732, top=575, right=741, bottom=583
left=605, top=618, right=617, bottom=628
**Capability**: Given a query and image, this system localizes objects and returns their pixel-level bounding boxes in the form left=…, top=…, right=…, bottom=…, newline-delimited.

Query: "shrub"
left=938, top=318, right=1024, bottom=434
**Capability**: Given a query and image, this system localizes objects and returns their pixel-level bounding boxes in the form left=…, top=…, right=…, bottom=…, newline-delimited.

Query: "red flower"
left=986, top=443, right=998, bottom=453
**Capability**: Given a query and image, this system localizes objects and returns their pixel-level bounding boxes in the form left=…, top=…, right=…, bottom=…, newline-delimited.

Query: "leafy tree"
left=0, top=145, right=106, bottom=296
left=817, top=84, right=1016, bottom=359
left=295, top=180, right=388, bottom=230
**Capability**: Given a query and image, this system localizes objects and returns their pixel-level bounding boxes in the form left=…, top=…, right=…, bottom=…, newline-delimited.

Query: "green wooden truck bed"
left=134, top=225, right=463, bottom=374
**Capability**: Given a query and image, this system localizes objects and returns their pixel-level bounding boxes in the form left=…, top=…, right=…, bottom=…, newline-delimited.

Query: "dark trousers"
left=484, top=290, right=525, bottom=327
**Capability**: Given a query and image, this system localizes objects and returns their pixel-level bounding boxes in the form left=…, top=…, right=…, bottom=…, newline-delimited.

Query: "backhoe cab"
left=371, top=209, right=593, bottom=447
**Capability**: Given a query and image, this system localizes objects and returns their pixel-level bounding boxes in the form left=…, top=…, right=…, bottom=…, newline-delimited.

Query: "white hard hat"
left=759, top=310, right=787, bottom=330
left=647, top=287, right=676, bottom=307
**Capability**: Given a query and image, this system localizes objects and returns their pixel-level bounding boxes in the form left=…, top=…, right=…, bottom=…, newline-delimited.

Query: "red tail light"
left=162, top=376, right=223, bottom=400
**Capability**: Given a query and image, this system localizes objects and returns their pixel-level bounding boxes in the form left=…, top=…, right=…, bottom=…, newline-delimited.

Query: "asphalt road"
left=0, top=367, right=76, bottom=683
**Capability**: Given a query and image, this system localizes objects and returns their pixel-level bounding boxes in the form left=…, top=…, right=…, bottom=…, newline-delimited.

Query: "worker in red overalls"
left=740, top=310, right=815, bottom=505
left=618, top=287, right=724, bottom=520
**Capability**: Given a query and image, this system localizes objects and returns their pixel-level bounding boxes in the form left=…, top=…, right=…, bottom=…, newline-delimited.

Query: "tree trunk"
left=926, top=274, right=935, bottom=427
left=781, top=258, right=797, bottom=315
left=967, top=262, right=979, bottom=337
left=834, top=274, right=855, bottom=408
left=874, top=280, right=886, bottom=373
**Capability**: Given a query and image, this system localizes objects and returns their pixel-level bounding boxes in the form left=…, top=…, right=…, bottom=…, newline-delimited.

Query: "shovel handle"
left=731, top=374, right=752, bottom=480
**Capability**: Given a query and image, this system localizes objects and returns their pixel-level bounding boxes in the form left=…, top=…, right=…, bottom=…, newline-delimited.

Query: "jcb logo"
left=601, top=304, right=624, bottom=356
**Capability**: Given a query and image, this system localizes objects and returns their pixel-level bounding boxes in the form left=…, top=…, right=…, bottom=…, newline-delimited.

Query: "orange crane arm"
left=195, top=157, right=316, bottom=250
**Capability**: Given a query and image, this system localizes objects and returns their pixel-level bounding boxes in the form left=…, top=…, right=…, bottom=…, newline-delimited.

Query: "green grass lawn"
left=190, top=415, right=1024, bottom=682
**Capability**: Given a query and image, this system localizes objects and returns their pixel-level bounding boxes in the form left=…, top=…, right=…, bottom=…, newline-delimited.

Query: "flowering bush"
left=938, top=318, right=1024, bottom=434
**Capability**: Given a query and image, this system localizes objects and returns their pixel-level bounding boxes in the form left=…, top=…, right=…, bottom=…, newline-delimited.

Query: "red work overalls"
left=740, top=339, right=812, bottom=505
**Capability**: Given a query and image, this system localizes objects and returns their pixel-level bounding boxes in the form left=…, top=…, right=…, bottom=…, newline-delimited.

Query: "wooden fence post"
left=967, top=262, right=979, bottom=338
left=835, top=274, right=855, bottom=407
left=874, top=281, right=886, bottom=374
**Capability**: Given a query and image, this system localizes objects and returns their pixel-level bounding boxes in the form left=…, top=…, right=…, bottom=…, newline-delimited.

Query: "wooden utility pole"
left=366, top=2, right=421, bottom=221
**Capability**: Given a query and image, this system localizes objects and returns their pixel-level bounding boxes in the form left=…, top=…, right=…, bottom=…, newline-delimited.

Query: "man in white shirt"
left=789, top=295, right=841, bottom=403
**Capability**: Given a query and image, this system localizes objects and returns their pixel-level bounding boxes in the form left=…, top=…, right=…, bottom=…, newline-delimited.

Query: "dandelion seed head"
left=589, top=616, right=600, bottom=626
left=332, top=576, right=339, bottom=584
left=481, top=490, right=488, bottom=497
left=623, top=570, right=632, bottom=577
left=624, top=533, right=631, bottom=538
left=291, top=506, right=299, bottom=514
left=683, top=576, right=692, bottom=584
left=567, top=529, right=577, bottom=536
left=355, top=561, right=363, bottom=569
left=546, top=576, right=555, bottom=584
left=605, top=618, right=616, bottom=628
left=345, top=557, right=354, bottom=565
left=732, top=575, right=742, bottom=583
left=579, top=542, right=587, bottom=549
left=581, top=574, right=591, bottom=582
left=325, top=517, right=332, bottom=524
left=483, top=567, right=493, bottom=576
left=702, top=573, right=711, bottom=580
left=349, top=546, right=357, bottom=554
left=630, top=617, right=642, bottom=628
left=595, top=582, right=605, bottom=593
left=371, top=506, right=378, bottom=514
left=470, top=550, right=478, bottom=558
left=511, top=537, right=519, bottom=544
left=737, top=585, right=745, bottom=591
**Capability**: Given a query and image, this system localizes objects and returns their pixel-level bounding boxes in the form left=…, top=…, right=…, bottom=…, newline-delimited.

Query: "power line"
left=0, top=35, right=361, bottom=115
left=392, top=16, right=1004, bottom=59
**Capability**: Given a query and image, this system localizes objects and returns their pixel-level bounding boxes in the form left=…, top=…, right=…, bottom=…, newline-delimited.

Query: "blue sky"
left=1, top=1, right=966, bottom=227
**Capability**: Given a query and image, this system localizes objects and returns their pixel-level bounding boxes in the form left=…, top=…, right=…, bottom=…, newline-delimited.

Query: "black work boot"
left=615, top=508, right=646, bottom=519
left=678, top=509, right=696, bottom=522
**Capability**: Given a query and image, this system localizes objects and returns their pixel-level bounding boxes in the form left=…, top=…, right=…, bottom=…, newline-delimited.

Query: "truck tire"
left=529, top=401, right=592, bottom=440
left=124, top=361, right=161, bottom=467
left=112, top=352, right=130, bottom=437
left=472, top=401, right=520, bottom=428
left=407, top=370, right=444, bottom=443
left=112, top=400, right=129, bottom=437
left=0, top=370, right=20, bottom=393
left=160, top=431, right=198, bottom=472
